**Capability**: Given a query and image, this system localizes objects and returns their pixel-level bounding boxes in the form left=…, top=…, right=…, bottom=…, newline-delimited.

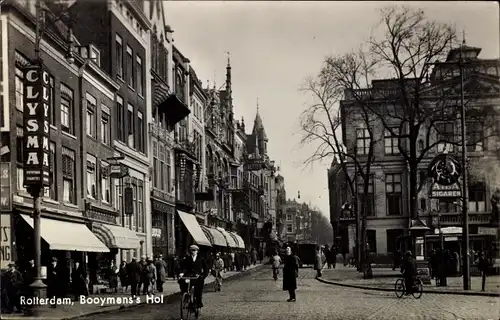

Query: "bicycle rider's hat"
left=189, top=245, right=199, bottom=251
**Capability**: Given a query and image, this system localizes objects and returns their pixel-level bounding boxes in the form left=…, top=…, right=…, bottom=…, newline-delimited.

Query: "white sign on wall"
left=0, top=214, right=12, bottom=269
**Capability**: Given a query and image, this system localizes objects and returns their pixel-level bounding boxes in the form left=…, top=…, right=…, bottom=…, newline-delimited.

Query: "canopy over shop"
left=201, top=226, right=227, bottom=247
left=92, top=223, right=141, bottom=249
left=177, top=210, right=211, bottom=247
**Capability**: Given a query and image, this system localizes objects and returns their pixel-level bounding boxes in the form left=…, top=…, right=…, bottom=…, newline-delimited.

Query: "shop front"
left=151, top=199, right=176, bottom=258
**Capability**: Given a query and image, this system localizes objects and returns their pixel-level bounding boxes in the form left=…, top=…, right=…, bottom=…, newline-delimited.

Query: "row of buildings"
left=328, top=44, right=500, bottom=264
left=280, top=199, right=313, bottom=243
left=0, top=0, right=286, bottom=277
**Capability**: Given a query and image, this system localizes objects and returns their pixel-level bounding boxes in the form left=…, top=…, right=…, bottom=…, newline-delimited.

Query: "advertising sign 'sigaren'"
left=23, top=65, right=51, bottom=187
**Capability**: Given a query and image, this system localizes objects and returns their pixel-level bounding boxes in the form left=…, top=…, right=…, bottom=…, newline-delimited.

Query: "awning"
left=177, top=210, right=211, bottom=247
left=228, top=231, right=245, bottom=249
left=153, top=81, right=190, bottom=127
left=201, top=226, right=227, bottom=247
left=92, top=223, right=140, bottom=249
left=20, top=214, right=109, bottom=252
left=216, top=227, right=238, bottom=248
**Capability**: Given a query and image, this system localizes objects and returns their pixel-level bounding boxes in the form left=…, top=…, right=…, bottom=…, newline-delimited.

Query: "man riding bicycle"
left=178, top=245, right=208, bottom=308
left=400, top=250, right=417, bottom=295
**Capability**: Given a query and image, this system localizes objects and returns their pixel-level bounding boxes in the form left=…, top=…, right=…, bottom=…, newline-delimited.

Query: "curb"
left=63, top=264, right=266, bottom=320
left=315, top=276, right=500, bottom=297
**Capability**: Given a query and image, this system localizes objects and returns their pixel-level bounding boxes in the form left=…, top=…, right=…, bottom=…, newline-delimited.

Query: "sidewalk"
left=317, top=264, right=500, bottom=297
left=2, top=263, right=264, bottom=320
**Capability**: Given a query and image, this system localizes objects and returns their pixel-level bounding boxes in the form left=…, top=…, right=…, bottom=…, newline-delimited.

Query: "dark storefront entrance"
left=152, top=199, right=175, bottom=258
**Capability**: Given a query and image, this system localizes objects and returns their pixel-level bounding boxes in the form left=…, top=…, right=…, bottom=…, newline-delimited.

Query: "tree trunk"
left=409, top=165, right=419, bottom=220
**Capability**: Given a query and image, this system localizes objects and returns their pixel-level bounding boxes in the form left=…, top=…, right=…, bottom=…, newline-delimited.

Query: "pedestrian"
left=478, top=251, right=489, bottom=292
left=323, top=246, right=331, bottom=269
left=4, top=263, right=23, bottom=313
left=108, top=260, right=119, bottom=293
left=213, top=252, right=224, bottom=291
left=314, top=246, right=323, bottom=278
left=47, top=257, right=61, bottom=308
left=71, top=260, right=88, bottom=299
left=272, top=250, right=282, bottom=280
left=401, top=251, right=416, bottom=295
left=155, top=255, right=167, bottom=293
left=251, top=249, right=257, bottom=265
left=126, top=256, right=141, bottom=298
left=146, top=259, right=157, bottom=294
left=22, top=259, right=36, bottom=297
left=282, top=246, right=299, bottom=302
left=230, top=251, right=236, bottom=271
left=330, top=245, right=337, bottom=269
left=139, top=256, right=150, bottom=295
left=119, top=260, right=128, bottom=293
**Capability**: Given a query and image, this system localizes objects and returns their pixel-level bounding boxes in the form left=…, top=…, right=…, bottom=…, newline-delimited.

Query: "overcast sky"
left=163, top=1, right=499, bottom=217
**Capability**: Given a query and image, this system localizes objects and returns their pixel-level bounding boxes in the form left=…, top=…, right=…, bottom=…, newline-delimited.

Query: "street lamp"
left=426, top=43, right=471, bottom=290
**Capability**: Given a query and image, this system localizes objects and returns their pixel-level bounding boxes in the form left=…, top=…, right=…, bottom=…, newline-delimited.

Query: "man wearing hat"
left=401, top=250, right=416, bottom=295
left=178, top=245, right=208, bottom=308
left=4, top=263, right=23, bottom=313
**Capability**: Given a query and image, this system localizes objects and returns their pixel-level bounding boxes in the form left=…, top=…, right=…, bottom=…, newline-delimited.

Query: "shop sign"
left=478, top=227, right=497, bottom=236
left=23, top=66, right=51, bottom=187
left=0, top=163, right=11, bottom=211
left=108, top=164, right=129, bottom=179
left=428, top=154, right=461, bottom=186
left=430, top=182, right=461, bottom=198
left=445, top=236, right=458, bottom=242
left=0, top=214, right=12, bottom=269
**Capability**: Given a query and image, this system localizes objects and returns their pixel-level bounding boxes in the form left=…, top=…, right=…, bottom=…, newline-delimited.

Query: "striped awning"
left=153, top=80, right=170, bottom=109
left=217, top=227, right=238, bottom=248
left=92, top=223, right=140, bottom=249
left=201, top=226, right=227, bottom=247
left=228, top=231, right=245, bottom=249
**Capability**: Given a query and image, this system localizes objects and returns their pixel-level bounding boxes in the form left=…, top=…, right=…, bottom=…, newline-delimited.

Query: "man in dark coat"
left=155, top=255, right=167, bottom=293
left=401, top=251, right=417, bottom=295
left=47, top=257, right=61, bottom=308
left=4, top=263, right=23, bottom=313
left=478, top=251, right=490, bottom=292
left=23, top=259, right=36, bottom=297
left=126, top=257, right=141, bottom=298
left=282, top=246, right=299, bottom=302
left=71, top=261, right=88, bottom=300
left=178, top=245, right=209, bottom=308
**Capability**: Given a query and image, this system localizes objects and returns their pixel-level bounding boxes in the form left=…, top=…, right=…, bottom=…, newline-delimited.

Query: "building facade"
left=335, top=45, right=500, bottom=262
left=274, top=174, right=286, bottom=240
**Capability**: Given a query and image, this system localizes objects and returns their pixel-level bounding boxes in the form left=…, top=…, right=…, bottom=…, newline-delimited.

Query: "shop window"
left=366, top=230, right=377, bottom=253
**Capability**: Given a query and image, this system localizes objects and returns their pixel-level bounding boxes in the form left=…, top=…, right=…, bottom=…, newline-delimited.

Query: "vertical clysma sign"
left=23, top=66, right=51, bottom=187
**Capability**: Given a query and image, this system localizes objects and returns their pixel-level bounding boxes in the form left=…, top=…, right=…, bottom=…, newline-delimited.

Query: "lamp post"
left=426, top=44, right=470, bottom=290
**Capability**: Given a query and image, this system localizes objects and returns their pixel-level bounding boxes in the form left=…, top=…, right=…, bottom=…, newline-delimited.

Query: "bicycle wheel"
left=394, top=278, right=405, bottom=298
left=412, top=278, right=423, bottom=299
left=190, top=289, right=200, bottom=319
left=180, top=292, right=191, bottom=320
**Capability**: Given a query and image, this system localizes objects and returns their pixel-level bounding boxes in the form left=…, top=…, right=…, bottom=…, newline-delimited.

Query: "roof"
left=252, top=110, right=268, bottom=140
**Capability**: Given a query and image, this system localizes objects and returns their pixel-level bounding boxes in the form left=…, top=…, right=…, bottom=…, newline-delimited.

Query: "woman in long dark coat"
left=282, top=246, right=299, bottom=302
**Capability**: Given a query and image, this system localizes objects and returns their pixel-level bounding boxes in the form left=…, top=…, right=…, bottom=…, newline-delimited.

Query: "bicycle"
left=180, top=276, right=201, bottom=320
left=394, top=277, right=423, bottom=299
left=212, top=270, right=222, bottom=292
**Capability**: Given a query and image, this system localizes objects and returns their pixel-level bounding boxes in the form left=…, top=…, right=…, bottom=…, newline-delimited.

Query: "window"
left=126, top=45, right=134, bottom=88
left=101, top=108, right=110, bottom=145
left=358, top=175, right=375, bottom=216
left=137, top=111, right=144, bottom=152
left=419, top=170, right=427, bottom=185
left=137, top=184, right=144, bottom=233
left=60, top=84, right=74, bottom=134
left=116, top=185, right=123, bottom=223
left=419, top=198, right=427, bottom=211
left=436, top=122, right=454, bottom=153
left=117, top=95, right=124, bottom=142
left=15, top=67, right=23, bottom=111
left=356, top=128, right=370, bottom=155
left=286, top=214, right=292, bottom=221
left=165, top=150, right=171, bottom=192
left=127, top=104, right=134, bottom=148
left=385, top=173, right=402, bottom=216
left=287, top=224, right=293, bottom=233
left=101, top=161, right=111, bottom=204
left=86, top=93, right=96, bottom=138
left=366, top=230, right=376, bottom=253
left=86, top=154, right=97, bottom=199
left=386, top=229, right=404, bottom=254
left=384, top=128, right=399, bottom=155
left=467, top=121, right=484, bottom=152
left=16, top=127, right=25, bottom=192
left=136, top=56, right=143, bottom=95
left=62, top=148, right=76, bottom=204
left=116, top=34, right=123, bottom=78
left=132, top=184, right=137, bottom=231
left=468, top=182, right=486, bottom=212
left=438, top=198, right=458, bottom=213
left=44, top=142, right=57, bottom=200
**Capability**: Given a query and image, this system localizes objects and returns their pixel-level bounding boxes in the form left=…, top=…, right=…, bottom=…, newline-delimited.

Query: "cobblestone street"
left=76, top=266, right=500, bottom=320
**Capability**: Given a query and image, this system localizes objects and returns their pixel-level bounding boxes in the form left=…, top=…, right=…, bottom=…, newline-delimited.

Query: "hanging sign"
left=430, top=182, right=461, bottom=198
left=0, top=163, right=11, bottom=211
left=23, top=66, right=51, bottom=187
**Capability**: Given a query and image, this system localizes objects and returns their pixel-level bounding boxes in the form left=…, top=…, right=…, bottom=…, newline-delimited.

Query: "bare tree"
left=299, top=58, right=380, bottom=272
left=324, top=6, right=500, bottom=220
